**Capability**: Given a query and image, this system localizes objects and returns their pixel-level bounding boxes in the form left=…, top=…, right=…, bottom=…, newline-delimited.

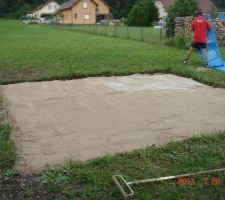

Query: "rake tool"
left=112, top=168, right=225, bottom=199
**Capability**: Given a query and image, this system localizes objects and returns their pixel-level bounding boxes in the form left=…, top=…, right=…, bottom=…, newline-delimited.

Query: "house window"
left=83, top=2, right=88, bottom=9
left=74, top=13, right=78, bottom=19
left=84, top=14, right=90, bottom=20
left=48, top=5, right=51, bottom=10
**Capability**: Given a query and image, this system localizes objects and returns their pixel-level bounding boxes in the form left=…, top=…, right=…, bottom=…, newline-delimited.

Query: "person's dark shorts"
left=191, top=42, right=206, bottom=49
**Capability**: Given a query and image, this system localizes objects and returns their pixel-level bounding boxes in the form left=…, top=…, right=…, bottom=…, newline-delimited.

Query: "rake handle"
left=129, top=168, right=225, bottom=185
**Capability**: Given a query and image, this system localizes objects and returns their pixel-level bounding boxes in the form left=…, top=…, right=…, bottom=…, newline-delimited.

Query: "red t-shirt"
left=192, top=16, right=211, bottom=43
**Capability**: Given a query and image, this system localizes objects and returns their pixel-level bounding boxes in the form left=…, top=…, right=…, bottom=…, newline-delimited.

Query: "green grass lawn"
left=40, top=133, right=225, bottom=200
left=0, top=124, right=16, bottom=171
left=51, top=24, right=167, bottom=43
left=0, top=96, right=16, bottom=172
left=0, top=20, right=225, bottom=88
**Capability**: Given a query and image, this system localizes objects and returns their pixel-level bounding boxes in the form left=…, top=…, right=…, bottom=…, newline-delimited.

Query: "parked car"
left=154, top=19, right=166, bottom=29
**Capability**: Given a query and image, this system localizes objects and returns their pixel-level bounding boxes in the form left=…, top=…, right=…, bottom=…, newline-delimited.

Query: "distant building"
left=53, top=0, right=110, bottom=24
left=32, top=0, right=60, bottom=19
left=155, top=1, right=168, bottom=19
left=155, top=0, right=216, bottom=19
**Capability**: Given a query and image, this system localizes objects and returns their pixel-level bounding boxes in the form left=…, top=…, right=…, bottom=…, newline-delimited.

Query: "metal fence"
left=51, top=24, right=167, bottom=44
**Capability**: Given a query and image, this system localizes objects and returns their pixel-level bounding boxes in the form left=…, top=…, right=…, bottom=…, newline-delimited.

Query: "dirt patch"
left=0, top=172, right=83, bottom=200
left=1, top=74, right=225, bottom=173
left=0, top=69, right=46, bottom=84
left=0, top=173, right=50, bottom=200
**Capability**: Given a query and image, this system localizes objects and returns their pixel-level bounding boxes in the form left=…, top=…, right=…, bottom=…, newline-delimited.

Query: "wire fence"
left=50, top=24, right=168, bottom=44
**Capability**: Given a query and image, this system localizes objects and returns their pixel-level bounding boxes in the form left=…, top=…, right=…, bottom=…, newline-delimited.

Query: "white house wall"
left=33, top=2, right=60, bottom=19
left=155, top=0, right=168, bottom=19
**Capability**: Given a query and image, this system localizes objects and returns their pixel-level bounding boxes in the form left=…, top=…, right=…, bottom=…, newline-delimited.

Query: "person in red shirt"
left=183, top=11, right=211, bottom=67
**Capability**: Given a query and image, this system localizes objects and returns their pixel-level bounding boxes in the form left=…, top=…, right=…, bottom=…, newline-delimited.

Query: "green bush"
left=127, top=0, right=158, bottom=26
left=128, top=5, right=148, bottom=26
left=165, top=34, right=192, bottom=49
left=166, top=0, right=199, bottom=36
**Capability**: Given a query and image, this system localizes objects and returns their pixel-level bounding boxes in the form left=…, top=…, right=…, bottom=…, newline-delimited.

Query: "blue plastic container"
left=198, top=18, right=225, bottom=71
left=218, top=12, right=225, bottom=21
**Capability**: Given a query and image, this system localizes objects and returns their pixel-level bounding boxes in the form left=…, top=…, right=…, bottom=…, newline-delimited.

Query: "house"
left=32, top=0, right=60, bottom=19
left=155, top=0, right=216, bottom=19
left=155, top=0, right=168, bottom=19
left=53, top=0, right=110, bottom=24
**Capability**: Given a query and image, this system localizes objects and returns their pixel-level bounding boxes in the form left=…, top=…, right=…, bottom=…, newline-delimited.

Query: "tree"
left=166, top=0, right=199, bottom=36
left=105, top=0, right=137, bottom=19
left=16, top=3, right=33, bottom=17
left=127, top=0, right=158, bottom=26
left=212, top=0, right=225, bottom=9
left=0, top=0, right=7, bottom=17
left=127, top=5, right=148, bottom=26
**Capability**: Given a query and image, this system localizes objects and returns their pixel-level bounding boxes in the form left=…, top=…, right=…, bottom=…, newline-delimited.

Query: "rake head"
left=112, top=175, right=134, bottom=199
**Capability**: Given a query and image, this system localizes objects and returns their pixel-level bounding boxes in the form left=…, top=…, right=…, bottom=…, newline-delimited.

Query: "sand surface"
left=1, top=74, right=225, bottom=173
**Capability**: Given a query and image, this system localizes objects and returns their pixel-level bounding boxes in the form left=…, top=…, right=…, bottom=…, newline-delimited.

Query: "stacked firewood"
left=174, top=16, right=193, bottom=35
left=216, top=27, right=225, bottom=45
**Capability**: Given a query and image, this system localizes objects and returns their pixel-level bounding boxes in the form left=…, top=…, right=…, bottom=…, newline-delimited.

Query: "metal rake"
left=112, top=168, right=225, bottom=199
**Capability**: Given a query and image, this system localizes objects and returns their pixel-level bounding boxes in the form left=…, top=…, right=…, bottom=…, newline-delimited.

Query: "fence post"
left=114, top=23, right=117, bottom=37
left=140, top=27, right=143, bottom=41
left=105, top=24, right=107, bottom=36
left=127, top=26, right=129, bottom=39
left=160, top=28, right=163, bottom=44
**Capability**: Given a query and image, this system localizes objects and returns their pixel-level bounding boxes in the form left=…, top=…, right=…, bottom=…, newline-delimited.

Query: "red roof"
left=160, top=0, right=215, bottom=13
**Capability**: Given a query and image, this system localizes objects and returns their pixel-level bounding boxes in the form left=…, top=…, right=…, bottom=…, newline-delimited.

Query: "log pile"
left=216, top=27, right=225, bottom=45
left=174, top=16, right=193, bottom=35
